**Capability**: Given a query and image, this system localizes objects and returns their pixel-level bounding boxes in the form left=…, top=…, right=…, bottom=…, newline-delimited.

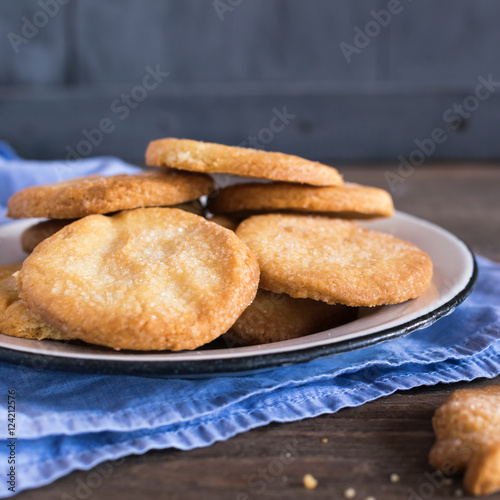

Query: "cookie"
left=224, top=289, right=357, bottom=346
left=208, top=182, right=394, bottom=219
left=7, top=170, right=214, bottom=219
left=18, top=208, right=259, bottom=351
left=236, top=214, right=433, bottom=307
left=19, top=200, right=206, bottom=253
left=21, top=219, right=74, bottom=253
left=429, top=386, right=500, bottom=496
left=145, top=138, right=343, bottom=187
left=0, top=263, right=65, bottom=340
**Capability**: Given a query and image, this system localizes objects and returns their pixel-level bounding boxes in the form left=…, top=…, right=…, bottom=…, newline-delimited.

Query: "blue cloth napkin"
left=0, top=145, right=499, bottom=498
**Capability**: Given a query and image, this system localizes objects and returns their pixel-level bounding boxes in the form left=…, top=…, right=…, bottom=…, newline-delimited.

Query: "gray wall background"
left=1, top=0, right=499, bottom=164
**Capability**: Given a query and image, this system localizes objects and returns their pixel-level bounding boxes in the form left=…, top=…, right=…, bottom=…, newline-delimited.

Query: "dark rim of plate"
left=0, top=249, right=478, bottom=378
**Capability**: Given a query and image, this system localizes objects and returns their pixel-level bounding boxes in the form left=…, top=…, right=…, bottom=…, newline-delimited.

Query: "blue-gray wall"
left=1, top=0, right=499, bottom=163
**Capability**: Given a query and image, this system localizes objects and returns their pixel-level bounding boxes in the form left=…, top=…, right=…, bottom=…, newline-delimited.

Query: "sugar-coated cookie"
left=208, top=182, right=394, bottom=218
left=146, top=138, right=343, bottom=186
left=7, top=170, right=214, bottom=219
left=0, top=263, right=65, bottom=340
left=18, top=208, right=259, bottom=351
left=236, top=214, right=433, bottom=307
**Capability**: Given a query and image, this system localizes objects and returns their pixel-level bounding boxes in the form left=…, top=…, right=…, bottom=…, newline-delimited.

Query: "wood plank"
left=344, top=165, right=500, bottom=262
left=0, top=0, right=69, bottom=85
left=0, top=84, right=499, bottom=162
left=389, top=0, right=500, bottom=82
left=75, top=0, right=378, bottom=84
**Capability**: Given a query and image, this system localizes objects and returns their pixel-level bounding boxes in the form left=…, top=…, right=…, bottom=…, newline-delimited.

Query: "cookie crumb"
left=390, top=473, right=400, bottom=483
left=344, top=487, right=356, bottom=498
left=454, top=488, right=464, bottom=497
left=322, top=438, right=328, bottom=443
left=303, top=473, right=318, bottom=490
left=444, top=478, right=453, bottom=486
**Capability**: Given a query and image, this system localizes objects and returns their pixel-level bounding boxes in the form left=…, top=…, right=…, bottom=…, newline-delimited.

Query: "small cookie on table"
left=429, top=385, right=500, bottom=496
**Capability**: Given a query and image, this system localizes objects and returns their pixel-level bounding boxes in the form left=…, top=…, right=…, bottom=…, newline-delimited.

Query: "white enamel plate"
left=0, top=212, right=477, bottom=377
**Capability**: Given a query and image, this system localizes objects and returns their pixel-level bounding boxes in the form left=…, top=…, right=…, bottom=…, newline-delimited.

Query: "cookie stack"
left=0, top=138, right=433, bottom=351
left=8, top=170, right=213, bottom=253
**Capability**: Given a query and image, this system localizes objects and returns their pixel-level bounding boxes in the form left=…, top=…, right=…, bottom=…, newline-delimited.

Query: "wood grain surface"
left=16, top=165, right=500, bottom=500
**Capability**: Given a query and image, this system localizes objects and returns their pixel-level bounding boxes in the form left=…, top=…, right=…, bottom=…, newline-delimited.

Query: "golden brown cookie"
left=18, top=208, right=259, bottom=351
left=20, top=200, right=206, bottom=253
left=21, top=219, right=75, bottom=253
left=224, top=289, right=357, bottom=346
left=236, top=214, right=433, bottom=307
left=145, top=138, right=343, bottom=187
left=0, top=263, right=66, bottom=340
left=429, top=386, right=500, bottom=496
left=208, top=182, right=394, bottom=219
left=7, top=170, right=214, bottom=219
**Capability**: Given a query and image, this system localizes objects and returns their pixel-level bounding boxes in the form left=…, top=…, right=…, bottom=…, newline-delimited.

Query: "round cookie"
left=18, top=208, right=260, bottom=351
left=236, top=214, right=433, bottom=307
left=7, top=170, right=214, bottom=219
left=21, top=219, right=75, bottom=253
left=0, top=263, right=66, bottom=340
left=20, top=200, right=206, bottom=253
left=224, top=289, right=357, bottom=346
left=208, top=182, right=394, bottom=219
left=146, top=138, right=343, bottom=187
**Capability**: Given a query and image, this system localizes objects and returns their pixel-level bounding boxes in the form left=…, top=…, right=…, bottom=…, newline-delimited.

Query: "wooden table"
left=18, top=165, right=500, bottom=500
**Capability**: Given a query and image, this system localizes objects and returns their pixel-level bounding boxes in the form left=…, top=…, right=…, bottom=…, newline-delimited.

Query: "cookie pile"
left=0, top=139, right=433, bottom=350
left=8, top=170, right=213, bottom=252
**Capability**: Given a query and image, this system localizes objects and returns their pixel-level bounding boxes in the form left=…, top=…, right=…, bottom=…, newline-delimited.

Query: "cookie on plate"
left=146, top=138, right=343, bottom=187
left=19, top=200, right=206, bottom=253
left=18, top=208, right=260, bottom=351
left=236, top=214, right=433, bottom=307
left=224, top=289, right=357, bottom=346
left=21, top=219, right=75, bottom=253
left=7, top=170, right=214, bottom=219
left=208, top=182, right=394, bottom=219
left=0, top=263, right=65, bottom=340
left=429, top=386, right=500, bottom=496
